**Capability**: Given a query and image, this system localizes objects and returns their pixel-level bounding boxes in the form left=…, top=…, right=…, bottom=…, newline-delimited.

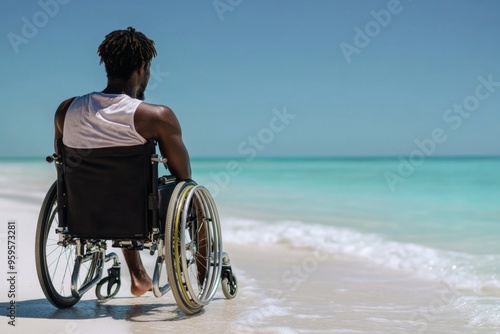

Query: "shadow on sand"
left=1, top=297, right=207, bottom=322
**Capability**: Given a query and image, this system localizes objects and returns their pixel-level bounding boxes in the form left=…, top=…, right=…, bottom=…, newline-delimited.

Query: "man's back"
left=63, top=92, right=146, bottom=149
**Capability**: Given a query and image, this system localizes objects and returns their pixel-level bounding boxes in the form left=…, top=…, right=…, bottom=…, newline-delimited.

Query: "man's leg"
left=122, top=249, right=152, bottom=296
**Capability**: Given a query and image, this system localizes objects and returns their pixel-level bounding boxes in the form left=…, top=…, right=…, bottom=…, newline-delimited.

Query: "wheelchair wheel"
left=35, top=181, right=90, bottom=308
left=165, top=181, right=223, bottom=315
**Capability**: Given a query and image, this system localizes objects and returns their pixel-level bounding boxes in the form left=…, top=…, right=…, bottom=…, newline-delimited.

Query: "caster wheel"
left=96, top=276, right=120, bottom=302
left=221, top=273, right=238, bottom=299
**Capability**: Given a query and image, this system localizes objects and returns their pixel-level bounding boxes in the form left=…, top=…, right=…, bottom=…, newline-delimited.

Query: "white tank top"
left=63, top=92, right=147, bottom=148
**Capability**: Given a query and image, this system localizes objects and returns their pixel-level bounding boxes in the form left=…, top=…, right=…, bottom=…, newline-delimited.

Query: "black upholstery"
left=58, top=141, right=156, bottom=239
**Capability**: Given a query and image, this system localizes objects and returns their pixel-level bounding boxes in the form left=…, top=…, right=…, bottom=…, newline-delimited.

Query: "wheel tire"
left=35, top=181, right=80, bottom=308
left=165, top=181, right=204, bottom=315
left=165, top=182, right=224, bottom=315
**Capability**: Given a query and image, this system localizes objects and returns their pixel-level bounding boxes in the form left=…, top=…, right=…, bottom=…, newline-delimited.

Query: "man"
left=54, top=27, right=191, bottom=297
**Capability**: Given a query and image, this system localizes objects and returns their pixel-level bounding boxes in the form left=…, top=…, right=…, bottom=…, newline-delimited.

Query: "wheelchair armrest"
left=159, top=175, right=176, bottom=184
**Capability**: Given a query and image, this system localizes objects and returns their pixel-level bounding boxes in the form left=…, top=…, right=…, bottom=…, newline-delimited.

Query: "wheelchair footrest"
left=112, top=240, right=144, bottom=249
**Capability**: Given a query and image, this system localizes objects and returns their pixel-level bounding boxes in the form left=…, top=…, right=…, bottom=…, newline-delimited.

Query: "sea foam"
left=222, top=217, right=500, bottom=293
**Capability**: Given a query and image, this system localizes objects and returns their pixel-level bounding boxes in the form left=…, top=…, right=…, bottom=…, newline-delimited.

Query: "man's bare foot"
left=130, top=271, right=153, bottom=297
left=121, top=249, right=153, bottom=297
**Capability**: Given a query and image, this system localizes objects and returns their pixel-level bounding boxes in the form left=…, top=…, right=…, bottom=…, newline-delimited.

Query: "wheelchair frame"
left=35, top=141, right=237, bottom=314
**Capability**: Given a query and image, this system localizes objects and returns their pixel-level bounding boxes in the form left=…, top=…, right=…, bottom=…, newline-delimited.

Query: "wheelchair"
left=35, top=140, right=237, bottom=314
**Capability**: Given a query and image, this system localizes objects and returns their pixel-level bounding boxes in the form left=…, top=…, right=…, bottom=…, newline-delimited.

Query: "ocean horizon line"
left=2, top=154, right=500, bottom=162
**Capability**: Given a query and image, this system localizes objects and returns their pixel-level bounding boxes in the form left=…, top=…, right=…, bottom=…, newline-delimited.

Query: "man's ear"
left=134, top=62, right=150, bottom=79
left=136, top=63, right=145, bottom=76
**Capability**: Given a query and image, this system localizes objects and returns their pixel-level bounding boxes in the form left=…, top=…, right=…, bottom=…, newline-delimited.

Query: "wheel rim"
left=166, top=182, right=223, bottom=313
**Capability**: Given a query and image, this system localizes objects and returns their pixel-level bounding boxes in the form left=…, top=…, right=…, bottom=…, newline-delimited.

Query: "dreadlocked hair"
left=97, top=27, right=157, bottom=80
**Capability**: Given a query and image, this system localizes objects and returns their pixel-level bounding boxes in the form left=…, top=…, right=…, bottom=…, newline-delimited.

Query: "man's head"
left=97, top=27, right=157, bottom=99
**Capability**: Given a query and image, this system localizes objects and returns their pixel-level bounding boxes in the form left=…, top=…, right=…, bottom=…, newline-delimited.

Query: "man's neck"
left=102, top=80, right=137, bottom=98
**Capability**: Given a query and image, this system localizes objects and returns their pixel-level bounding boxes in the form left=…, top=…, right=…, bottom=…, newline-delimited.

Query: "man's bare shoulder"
left=136, top=102, right=174, bottom=118
left=55, top=97, right=76, bottom=115
left=135, top=102, right=181, bottom=139
left=54, top=97, right=77, bottom=138
left=137, top=102, right=180, bottom=126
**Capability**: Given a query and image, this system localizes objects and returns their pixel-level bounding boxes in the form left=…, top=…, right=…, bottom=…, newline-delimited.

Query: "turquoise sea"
left=191, top=156, right=500, bottom=328
left=1, top=156, right=499, bottom=329
left=193, top=157, right=500, bottom=253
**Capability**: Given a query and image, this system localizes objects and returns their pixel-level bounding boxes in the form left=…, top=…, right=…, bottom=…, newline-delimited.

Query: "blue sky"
left=0, top=0, right=499, bottom=157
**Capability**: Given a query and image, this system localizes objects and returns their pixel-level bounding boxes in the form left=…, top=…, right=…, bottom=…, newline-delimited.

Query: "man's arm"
left=135, top=104, right=191, bottom=181
left=53, top=97, right=76, bottom=153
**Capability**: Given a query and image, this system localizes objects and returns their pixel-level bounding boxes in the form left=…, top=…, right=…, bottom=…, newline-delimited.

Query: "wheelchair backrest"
left=57, top=140, right=157, bottom=239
